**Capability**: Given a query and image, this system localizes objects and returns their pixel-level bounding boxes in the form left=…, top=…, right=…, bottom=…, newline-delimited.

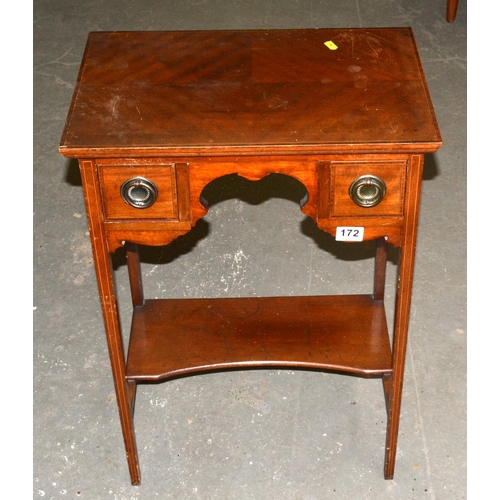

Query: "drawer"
left=329, top=160, right=406, bottom=217
left=97, top=159, right=179, bottom=220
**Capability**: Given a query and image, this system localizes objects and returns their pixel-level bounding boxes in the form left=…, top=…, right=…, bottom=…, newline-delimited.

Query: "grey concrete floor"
left=33, top=1, right=466, bottom=498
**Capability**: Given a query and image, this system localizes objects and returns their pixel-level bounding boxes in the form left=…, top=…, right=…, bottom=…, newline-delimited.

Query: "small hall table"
left=59, top=28, right=442, bottom=485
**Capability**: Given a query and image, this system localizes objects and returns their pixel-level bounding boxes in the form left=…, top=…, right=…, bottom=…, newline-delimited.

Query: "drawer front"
left=97, top=160, right=179, bottom=220
left=330, top=160, right=406, bottom=217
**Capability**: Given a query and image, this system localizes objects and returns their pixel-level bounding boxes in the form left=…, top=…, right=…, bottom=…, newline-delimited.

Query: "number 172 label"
left=335, top=226, right=364, bottom=242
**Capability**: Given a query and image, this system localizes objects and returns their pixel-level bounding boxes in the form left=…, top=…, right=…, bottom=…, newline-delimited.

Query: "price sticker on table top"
left=324, top=40, right=338, bottom=50
left=335, top=227, right=364, bottom=242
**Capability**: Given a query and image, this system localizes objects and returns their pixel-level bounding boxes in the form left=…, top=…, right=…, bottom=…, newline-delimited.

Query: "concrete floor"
left=33, top=1, right=466, bottom=498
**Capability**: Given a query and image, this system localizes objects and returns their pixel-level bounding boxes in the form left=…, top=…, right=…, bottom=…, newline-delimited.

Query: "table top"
left=59, top=28, right=441, bottom=157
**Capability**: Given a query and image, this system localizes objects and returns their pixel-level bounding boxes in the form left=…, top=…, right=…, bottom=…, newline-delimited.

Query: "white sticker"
left=335, top=227, right=364, bottom=242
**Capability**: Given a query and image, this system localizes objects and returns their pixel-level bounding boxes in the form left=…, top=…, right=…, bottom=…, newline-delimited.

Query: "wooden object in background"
left=447, top=0, right=460, bottom=22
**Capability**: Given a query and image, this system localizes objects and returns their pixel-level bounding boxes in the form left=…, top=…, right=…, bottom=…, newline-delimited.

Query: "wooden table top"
left=59, top=28, right=442, bottom=157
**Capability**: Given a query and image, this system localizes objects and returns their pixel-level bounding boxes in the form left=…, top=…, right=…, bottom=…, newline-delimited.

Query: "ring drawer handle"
left=349, top=175, right=386, bottom=208
left=120, top=177, right=158, bottom=209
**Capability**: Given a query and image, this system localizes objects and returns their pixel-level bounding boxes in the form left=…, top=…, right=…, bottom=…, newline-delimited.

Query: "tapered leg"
left=95, top=250, right=141, bottom=484
left=125, top=245, right=141, bottom=418
left=382, top=373, right=391, bottom=415
left=384, top=246, right=413, bottom=479
left=125, top=242, right=144, bottom=307
left=374, top=237, right=388, bottom=301
left=128, top=380, right=138, bottom=418
left=384, top=155, right=424, bottom=479
left=79, top=160, right=141, bottom=485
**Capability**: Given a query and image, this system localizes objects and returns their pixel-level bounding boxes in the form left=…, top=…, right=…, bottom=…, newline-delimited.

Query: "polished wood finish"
left=126, top=295, right=392, bottom=381
left=60, top=29, right=441, bottom=157
left=59, top=28, right=441, bottom=485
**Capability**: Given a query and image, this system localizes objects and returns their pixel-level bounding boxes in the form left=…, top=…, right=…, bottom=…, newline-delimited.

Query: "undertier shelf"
left=125, top=294, right=392, bottom=381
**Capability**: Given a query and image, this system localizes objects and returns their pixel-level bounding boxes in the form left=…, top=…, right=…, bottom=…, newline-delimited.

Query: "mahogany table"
left=59, top=28, right=442, bottom=485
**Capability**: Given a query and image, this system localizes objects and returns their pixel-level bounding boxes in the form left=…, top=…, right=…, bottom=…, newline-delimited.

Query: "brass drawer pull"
left=120, top=177, right=158, bottom=209
left=349, top=175, right=387, bottom=208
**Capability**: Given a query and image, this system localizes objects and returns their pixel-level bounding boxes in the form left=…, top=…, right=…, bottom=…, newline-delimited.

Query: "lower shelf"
left=127, top=295, right=392, bottom=381
left=125, top=294, right=392, bottom=381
